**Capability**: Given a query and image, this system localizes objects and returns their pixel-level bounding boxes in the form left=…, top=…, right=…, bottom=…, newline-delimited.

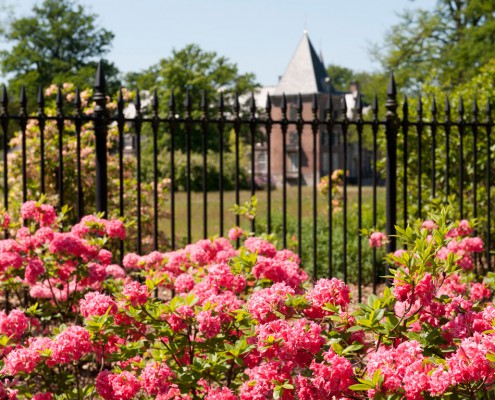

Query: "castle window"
left=257, top=151, right=267, bottom=173
left=289, top=153, right=299, bottom=172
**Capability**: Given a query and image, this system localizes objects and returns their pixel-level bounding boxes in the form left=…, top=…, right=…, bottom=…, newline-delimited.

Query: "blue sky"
left=7, top=0, right=435, bottom=86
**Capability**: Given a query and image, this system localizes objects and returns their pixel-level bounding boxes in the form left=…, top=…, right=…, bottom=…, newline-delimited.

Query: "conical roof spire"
left=274, top=31, right=328, bottom=95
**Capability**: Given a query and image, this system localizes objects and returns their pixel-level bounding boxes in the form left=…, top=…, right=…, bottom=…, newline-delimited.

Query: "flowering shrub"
left=0, top=200, right=127, bottom=322
left=318, top=169, right=344, bottom=211
left=6, top=84, right=170, bottom=253
left=0, top=202, right=495, bottom=399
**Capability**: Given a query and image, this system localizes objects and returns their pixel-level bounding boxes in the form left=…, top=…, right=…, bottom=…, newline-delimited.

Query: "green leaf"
left=348, top=383, right=373, bottom=391
left=342, top=344, right=364, bottom=354
left=372, top=368, right=383, bottom=386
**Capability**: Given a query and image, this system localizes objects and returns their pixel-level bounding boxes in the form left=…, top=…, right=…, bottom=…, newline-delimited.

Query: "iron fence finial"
left=37, top=85, right=44, bottom=109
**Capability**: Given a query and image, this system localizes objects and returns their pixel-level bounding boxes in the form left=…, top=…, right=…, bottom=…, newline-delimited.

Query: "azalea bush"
left=0, top=200, right=494, bottom=399
left=5, top=84, right=170, bottom=253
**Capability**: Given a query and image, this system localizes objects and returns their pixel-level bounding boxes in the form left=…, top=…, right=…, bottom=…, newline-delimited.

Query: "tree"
left=126, top=44, right=258, bottom=187
left=0, top=0, right=119, bottom=96
left=326, top=64, right=354, bottom=92
left=126, top=43, right=258, bottom=119
left=326, top=64, right=388, bottom=109
left=374, top=0, right=495, bottom=90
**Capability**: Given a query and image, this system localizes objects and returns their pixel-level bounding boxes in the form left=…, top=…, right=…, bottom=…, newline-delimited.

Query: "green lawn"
left=160, top=186, right=386, bottom=243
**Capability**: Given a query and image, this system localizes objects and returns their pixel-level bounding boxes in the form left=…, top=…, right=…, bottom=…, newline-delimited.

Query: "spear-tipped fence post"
left=93, top=61, right=108, bottom=216
left=385, top=72, right=399, bottom=257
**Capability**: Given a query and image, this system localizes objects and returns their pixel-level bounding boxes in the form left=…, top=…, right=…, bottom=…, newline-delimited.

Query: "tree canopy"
left=126, top=44, right=259, bottom=155
left=0, top=0, right=119, bottom=96
left=374, top=0, right=495, bottom=90
left=326, top=64, right=388, bottom=107
left=126, top=43, right=258, bottom=113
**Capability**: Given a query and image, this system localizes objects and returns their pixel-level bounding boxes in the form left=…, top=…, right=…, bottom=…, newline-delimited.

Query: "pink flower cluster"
left=2, top=324, right=91, bottom=376
left=21, top=201, right=57, bottom=227
left=228, top=226, right=244, bottom=241
left=437, top=236, right=484, bottom=270
left=3, top=202, right=495, bottom=400
left=96, top=370, right=141, bottom=400
left=0, top=205, right=128, bottom=307
left=0, top=309, right=29, bottom=340
left=369, top=231, right=388, bottom=248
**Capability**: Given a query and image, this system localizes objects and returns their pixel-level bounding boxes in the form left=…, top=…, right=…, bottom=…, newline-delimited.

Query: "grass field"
left=160, top=186, right=386, bottom=243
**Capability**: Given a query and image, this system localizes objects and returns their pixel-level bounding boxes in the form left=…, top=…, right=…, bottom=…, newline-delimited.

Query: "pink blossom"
left=460, top=237, right=484, bottom=253
left=309, top=349, right=354, bottom=398
left=122, top=281, right=149, bottom=306
left=438, top=274, right=467, bottom=297
left=204, top=263, right=246, bottom=293
left=29, top=336, right=53, bottom=354
left=73, top=215, right=106, bottom=237
left=87, top=262, right=107, bottom=284
left=32, top=394, right=53, bottom=400
left=367, top=340, right=426, bottom=395
left=415, top=273, right=435, bottom=304
left=244, top=237, right=277, bottom=258
left=205, top=387, right=237, bottom=400
left=393, top=283, right=411, bottom=302
left=0, top=211, right=10, bottom=229
left=196, top=310, right=222, bottom=338
left=470, top=282, right=491, bottom=302
left=0, top=239, right=24, bottom=253
left=34, top=227, right=55, bottom=244
left=422, top=220, right=438, bottom=230
left=228, top=226, right=244, bottom=241
left=140, top=361, right=174, bottom=395
left=174, top=273, right=195, bottom=293
left=3, top=346, right=40, bottom=375
left=123, top=253, right=142, bottom=269
left=165, top=305, right=194, bottom=332
left=274, top=249, right=301, bottom=264
left=205, top=291, right=242, bottom=323
left=429, top=366, right=452, bottom=396
left=305, top=278, right=350, bottom=318
left=447, top=220, right=473, bottom=237
left=248, top=282, right=296, bottom=323
left=143, top=251, right=165, bottom=269
left=0, top=309, right=29, bottom=339
left=0, top=252, right=23, bottom=271
left=240, top=362, right=293, bottom=400
left=49, top=233, right=91, bottom=258
left=80, top=292, right=118, bottom=318
left=25, top=258, right=45, bottom=284
left=98, top=249, right=113, bottom=265
left=106, top=264, right=126, bottom=279
left=256, top=318, right=324, bottom=366
left=162, top=250, right=189, bottom=275
left=15, top=227, right=39, bottom=250
left=106, top=219, right=126, bottom=240
left=96, top=370, right=141, bottom=400
left=447, top=333, right=495, bottom=386
left=50, top=326, right=92, bottom=364
left=21, top=201, right=57, bottom=227
left=20, top=201, right=37, bottom=220
left=369, top=231, right=388, bottom=248
left=252, top=257, right=307, bottom=289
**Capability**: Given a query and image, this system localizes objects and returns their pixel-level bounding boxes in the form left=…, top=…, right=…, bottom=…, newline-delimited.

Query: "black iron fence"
left=0, top=63, right=493, bottom=301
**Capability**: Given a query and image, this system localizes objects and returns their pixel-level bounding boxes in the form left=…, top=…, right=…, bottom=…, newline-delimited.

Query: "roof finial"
left=303, top=15, right=308, bottom=35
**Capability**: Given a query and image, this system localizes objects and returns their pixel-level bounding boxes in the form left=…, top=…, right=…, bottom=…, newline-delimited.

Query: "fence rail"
left=0, top=63, right=493, bottom=301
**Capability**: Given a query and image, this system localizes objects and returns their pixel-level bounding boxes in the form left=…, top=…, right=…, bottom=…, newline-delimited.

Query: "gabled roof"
left=274, top=31, right=329, bottom=95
